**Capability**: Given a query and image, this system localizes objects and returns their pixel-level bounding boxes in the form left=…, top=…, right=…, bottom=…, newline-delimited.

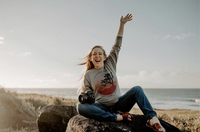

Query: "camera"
left=78, top=90, right=95, bottom=104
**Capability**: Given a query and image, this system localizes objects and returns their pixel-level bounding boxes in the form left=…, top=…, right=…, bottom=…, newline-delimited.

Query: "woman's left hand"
left=120, top=13, right=133, bottom=24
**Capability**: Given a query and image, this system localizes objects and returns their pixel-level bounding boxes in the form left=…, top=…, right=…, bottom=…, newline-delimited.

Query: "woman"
left=77, top=13, right=165, bottom=132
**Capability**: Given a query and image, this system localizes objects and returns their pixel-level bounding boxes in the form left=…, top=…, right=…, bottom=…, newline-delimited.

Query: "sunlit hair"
left=78, top=45, right=107, bottom=94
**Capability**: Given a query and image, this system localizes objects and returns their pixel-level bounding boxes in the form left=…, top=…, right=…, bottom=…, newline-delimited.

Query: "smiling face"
left=90, top=47, right=106, bottom=69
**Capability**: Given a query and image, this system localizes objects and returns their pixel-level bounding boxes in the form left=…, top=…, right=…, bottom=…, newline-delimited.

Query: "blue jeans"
left=77, top=86, right=157, bottom=121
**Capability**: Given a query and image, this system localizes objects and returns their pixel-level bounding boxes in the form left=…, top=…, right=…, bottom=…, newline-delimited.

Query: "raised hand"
left=120, top=13, right=133, bottom=24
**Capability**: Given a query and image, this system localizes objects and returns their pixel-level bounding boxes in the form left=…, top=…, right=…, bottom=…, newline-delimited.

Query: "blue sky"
left=0, top=0, right=199, bottom=88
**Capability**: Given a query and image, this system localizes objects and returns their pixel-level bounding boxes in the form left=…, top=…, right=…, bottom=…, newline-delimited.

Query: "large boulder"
left=66, top=114, right=181, bottom=132
left=37, top=105, right=78, bottom=132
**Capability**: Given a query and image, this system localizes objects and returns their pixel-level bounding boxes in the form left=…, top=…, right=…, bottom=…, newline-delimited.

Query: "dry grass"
left=0, top=88, right=77, bottom=132
left=130, top=107, right=200, bottom=132
left=0, top=88, right=199, bottom=132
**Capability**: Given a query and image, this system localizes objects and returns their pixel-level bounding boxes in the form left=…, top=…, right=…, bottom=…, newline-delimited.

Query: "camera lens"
left=80, top=96, right=84, bottom=102
left=78, top=95, right=85, bottom=103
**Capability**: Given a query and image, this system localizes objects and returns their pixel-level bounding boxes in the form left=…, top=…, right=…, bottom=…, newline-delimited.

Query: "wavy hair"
left=78, top=45, right=107, bottom=93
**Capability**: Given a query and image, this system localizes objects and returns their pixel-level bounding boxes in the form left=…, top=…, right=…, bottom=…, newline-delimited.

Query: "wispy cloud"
left=163, top=35, right=171, bottom=40
left=0, top=52, right=14, bottom=55
left=118, top=70, right=164, bottom=87
left=10, top=53, right=14, bottom=55
left=118, top=70, right=200, bottom=88
left=64, top=73, right=72, bottom=77
left=9, top=30, right=15, bottom=33
left=0, top=36, right=4, bottom=44
left=162, top=33, right=195, bottom=40
left=174, top=33, right=195, bottom=40
left=20, top=52, right=32, bottom=57
left=32, top=78, right=61, bottom=83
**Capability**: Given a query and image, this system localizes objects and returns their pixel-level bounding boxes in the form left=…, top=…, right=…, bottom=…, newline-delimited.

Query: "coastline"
left=6, top=88, right=200, bottom=111
left=0, top=88, right=199, bottom=132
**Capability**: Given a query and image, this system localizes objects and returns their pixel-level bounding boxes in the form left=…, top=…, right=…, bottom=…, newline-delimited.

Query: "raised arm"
left=106, top=14, right=133, bottom=71
left=117, top=13, right=133, bottom=37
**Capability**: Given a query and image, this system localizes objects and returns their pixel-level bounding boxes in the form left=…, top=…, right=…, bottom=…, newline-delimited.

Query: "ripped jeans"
left=77, top=86, right=157, bottom=121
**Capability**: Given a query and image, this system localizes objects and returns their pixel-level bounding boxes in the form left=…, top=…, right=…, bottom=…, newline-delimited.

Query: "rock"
left=37, top=105, right=78, bottom=132
left=66, top=114, right=181, bottom=132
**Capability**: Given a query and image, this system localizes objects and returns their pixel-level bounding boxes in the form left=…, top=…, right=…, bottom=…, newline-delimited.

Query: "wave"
left=191, top=99, right=200, bottom=103
left=190, top=104, right=200, bottom=107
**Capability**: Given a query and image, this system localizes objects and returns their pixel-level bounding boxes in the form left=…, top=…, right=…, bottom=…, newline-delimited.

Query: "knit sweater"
left=83, top=36, right=122, bottom=106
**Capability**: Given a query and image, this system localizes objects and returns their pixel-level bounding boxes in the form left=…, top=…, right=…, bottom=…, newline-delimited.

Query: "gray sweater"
left=83, top=36, right=122, bottom=106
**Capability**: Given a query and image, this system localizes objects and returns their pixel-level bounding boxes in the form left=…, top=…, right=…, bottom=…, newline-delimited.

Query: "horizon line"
left=2, top=87, right=200, bottom=89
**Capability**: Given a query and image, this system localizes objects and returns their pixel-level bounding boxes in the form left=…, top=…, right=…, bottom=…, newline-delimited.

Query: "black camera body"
left=78, top=90, right=95, bottom=104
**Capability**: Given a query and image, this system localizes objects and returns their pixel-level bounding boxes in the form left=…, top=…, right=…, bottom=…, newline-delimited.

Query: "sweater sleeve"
left=82, top=72, right=93, bottom=93
left=106, top=36, right=122, bottom=71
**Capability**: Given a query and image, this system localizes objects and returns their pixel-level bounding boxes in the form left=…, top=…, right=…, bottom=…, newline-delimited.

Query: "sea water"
left=7, top=88, right=200, bottom=111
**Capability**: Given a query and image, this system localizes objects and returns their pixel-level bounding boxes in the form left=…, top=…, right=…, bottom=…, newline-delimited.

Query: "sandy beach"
left=0, top=88, right=199, bottom=132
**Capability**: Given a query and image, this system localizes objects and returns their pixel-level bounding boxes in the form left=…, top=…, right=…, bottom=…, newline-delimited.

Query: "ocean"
left=7, top=88, right=200, bottom=111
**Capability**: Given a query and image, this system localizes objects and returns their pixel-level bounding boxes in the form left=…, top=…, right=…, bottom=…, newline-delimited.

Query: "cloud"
left=0, top=37, right=4, bottom=40
left=118, top=70, right=164, bottom=87
left=0, top=52, right=14, bottom=55
left=174, top=33, right=194, bottom=40
left=20, top=52, right=32, bottom=57
left=0, top=36, right=4, bottom=44
left=9, top=30, right=15, bottom=33
left=163, top=35, right=171, bottom=40
left=161, top=33, right=195, bottom=40
left=64, top=73, right=73, bottom=77
left=33, top=78, right=61, bottom=83
left=118, top=70, right=200, bottom=88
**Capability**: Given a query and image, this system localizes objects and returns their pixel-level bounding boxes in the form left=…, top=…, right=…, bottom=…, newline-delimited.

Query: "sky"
left=0, top=0, right=199, bottom=89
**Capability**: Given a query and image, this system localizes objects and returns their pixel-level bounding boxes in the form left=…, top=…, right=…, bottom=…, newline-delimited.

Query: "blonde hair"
left=78, top=45, right=107, bottom=93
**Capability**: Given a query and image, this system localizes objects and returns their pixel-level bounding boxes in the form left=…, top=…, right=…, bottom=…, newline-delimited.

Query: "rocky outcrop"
left=37, top=105, right=78, bottom=132
left=37, top=105, right=181, bottom=132
left=66, top=114, right=181, bottom=132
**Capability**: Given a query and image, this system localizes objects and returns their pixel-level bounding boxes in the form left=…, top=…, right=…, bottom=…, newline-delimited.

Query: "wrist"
left=120, top=21, right=126, bottom=25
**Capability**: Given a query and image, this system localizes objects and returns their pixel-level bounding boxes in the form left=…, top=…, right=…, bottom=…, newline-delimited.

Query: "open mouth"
left=95, top=59, right=101, bottom=62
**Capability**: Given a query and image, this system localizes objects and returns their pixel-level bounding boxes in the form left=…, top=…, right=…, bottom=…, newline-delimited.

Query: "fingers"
left=126, top=13, right=133, bottom=19
left=122, top=13, right=133, bottom=19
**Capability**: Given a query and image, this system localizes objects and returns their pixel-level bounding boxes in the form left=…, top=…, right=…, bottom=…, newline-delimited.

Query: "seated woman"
left=77, top=13, right=165, bottom=132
